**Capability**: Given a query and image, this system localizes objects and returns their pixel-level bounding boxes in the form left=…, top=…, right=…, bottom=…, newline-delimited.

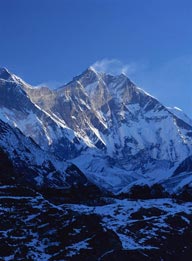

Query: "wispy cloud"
left=91, top=58, right=137, bottom=76
left=34, top=81, right=64, bottom=90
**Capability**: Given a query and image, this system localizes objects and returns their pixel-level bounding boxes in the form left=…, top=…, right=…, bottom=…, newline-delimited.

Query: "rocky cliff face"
left=26, top=67, right=192, bottom=161
left=0, top=68, right=87, bottom=159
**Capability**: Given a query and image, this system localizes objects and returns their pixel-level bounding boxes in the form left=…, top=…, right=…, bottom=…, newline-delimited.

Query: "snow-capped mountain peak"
left=0, top=67, right=30, bottom=89
left=0, top=67, right=14, bottom=81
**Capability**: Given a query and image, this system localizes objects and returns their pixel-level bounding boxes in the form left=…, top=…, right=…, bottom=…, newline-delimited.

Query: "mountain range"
left=0, top=66, right=192, bottom=194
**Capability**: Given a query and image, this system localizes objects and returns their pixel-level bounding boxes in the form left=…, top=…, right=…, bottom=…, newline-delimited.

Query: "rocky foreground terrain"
left=1, top=184, right=192, bottom=260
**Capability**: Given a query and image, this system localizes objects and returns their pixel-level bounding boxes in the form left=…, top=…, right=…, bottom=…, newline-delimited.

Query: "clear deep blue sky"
left=0, top=0, right=192, bottom=116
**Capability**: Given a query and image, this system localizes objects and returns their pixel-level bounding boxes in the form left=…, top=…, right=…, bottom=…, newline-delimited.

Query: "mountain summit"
left=0, top=67, right=12, bottom=80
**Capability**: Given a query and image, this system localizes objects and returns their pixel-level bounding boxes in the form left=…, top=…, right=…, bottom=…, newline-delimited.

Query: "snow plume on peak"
left=91, top=59, right=136, bottom=76
left=34, top=81, right=64, bottom=90
left=173, top=106, right=182, bottom=111
left=167, top=106, right=192, bottom=126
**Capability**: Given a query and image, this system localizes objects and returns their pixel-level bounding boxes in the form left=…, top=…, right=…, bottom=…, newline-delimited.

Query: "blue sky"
left=0, top=0, right=192, bottom=116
